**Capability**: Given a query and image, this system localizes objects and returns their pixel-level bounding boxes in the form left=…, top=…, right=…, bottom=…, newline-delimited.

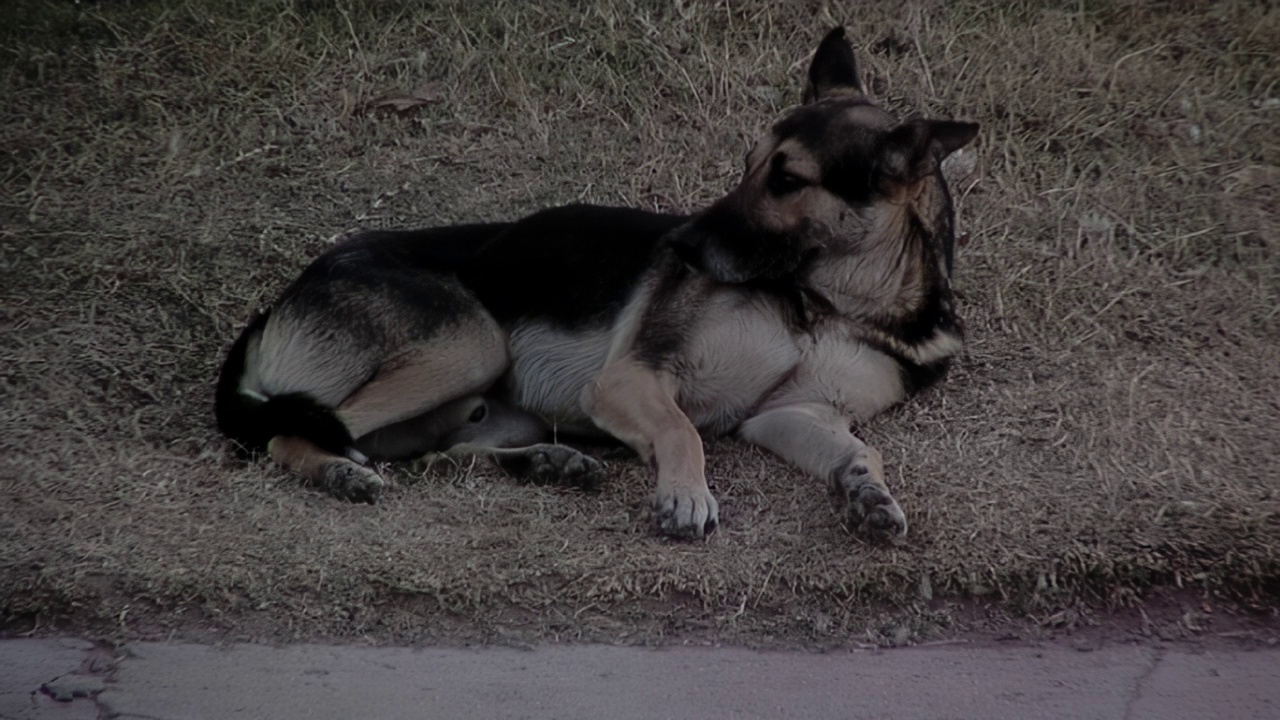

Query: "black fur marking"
left=350, top=222, right=511, bottom=270
left=675, top=201, right=816, bottom=283
left=282, top=208, right=686, bottom=335
left=214, top=310, right=354, bottom=455
left=634, top=251, right=700, bottom=367
left=868, top=197, right=962, bottom=394
left=772, top=105, right=884, bottom=207
left=743, top=247, right=836, bottom=332
left=899, top=357, right=952, bottom=394
left=458, top=205, right=687, bottom=328
left=214, top=309, right=270, bottom=449
left=878, top=214, right=954, bottom=346
left=257, top=393, right=356, bottom=456
left=766, top=153, right=809, bottom=196
left=935, top=171, right=958, bottom=278
left=883, top=174, right=963, bottom=344
left=828, top=455, right=871, bottom=492
left=634, top=242, right=832, bottom=370
left=804, top=27, right=863, bottom=102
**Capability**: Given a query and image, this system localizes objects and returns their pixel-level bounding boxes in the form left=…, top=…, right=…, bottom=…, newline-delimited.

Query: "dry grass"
left=2, top=0, right=1277, bottom=646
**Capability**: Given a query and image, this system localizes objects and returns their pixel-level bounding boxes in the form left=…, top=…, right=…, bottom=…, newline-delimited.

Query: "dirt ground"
left=2, top=0, right=1278, bottom=648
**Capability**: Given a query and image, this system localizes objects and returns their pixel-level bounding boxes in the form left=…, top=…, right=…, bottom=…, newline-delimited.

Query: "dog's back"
left=215, top=206, right=686, bottom=457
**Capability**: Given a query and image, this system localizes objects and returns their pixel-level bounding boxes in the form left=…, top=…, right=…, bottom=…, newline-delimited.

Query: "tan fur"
left=583, top=358, right=716, bottom=536
left=336, top=323, right=507, bottom=439
left=260, top=298, right=508, bottom=492
left=268, top=435, right=385, bottom=501
left=738, top=402, right=903, bottom=538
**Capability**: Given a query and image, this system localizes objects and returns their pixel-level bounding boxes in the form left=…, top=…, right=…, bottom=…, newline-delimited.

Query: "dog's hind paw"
left=321, top=461, right=385, bottom=504
left=831, top=464, right=906, bottom=543
left=495, top=444, right=603, bottom=490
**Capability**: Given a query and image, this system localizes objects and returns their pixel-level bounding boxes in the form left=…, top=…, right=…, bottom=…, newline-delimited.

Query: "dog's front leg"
left=738, top=402, right=906, bottom=543
left=583, top=358, right=718, bottom=538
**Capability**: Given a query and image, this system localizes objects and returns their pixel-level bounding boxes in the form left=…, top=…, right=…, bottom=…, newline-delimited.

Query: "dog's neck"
left=809, top=204, right=930, bottom=319
left=805, top=182, right=963, bottom=367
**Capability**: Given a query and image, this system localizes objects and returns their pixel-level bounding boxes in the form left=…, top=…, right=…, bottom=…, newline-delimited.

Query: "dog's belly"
left=672, top=294, right=803, bottom=436
left=504, top=321, right=613, bottom=434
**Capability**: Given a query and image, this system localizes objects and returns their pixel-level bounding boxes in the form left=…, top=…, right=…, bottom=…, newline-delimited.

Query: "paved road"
left=3, top=638, right=1278, bottom=719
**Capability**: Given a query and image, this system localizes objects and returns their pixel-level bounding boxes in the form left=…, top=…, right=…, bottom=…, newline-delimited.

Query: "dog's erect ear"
left=878, top=119, right=980, bottom=183
left=803, top=27, right=863, bottom=104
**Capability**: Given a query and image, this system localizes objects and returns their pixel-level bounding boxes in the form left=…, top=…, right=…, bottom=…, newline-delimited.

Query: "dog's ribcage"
left=505, top=321, right=614, bottom=436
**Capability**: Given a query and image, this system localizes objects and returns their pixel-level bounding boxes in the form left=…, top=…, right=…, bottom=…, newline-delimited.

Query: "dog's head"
left=672, top=27, right=978, bottom=321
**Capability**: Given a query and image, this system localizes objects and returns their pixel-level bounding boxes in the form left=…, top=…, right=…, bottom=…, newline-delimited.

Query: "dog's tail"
left=214, top=310, right=353, bottom=455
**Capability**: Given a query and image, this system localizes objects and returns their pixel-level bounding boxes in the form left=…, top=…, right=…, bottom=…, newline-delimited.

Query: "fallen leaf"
left=369, top=82, right=445, bottom=114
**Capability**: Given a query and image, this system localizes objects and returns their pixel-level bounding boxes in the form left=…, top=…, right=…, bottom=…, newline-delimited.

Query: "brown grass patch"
left=2, top=0, right=1277, bottom=646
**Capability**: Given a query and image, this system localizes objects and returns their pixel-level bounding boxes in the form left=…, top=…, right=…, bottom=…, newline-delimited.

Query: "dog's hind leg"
left=447, top=443, right=605, bottom=490
left=434, top=398, right=605, bottom=489
left=268, top=436, right=385, bottom=503
left=582, top=358, right=718, bottom=537
left=271, top=322, right=509, bottom=502
left=738, top=401, right=906, bottom=543
left=352, top=394, right=492, bottom=461
left=358, top=389, right=604, bottom=489
left=336, top=324, right=508, bottom=441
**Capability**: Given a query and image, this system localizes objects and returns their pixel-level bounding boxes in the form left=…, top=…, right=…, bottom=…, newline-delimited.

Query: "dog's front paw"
left=653, top=482, right=719, bottom=538
left=496, top=444, right=603, bottom=490
left=322, top=461, right=385, bottom=504
left=831, top=464, right=906, bottom=543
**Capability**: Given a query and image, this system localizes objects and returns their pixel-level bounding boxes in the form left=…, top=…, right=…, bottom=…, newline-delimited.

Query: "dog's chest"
left=671, top=294, right=804, bottom=435
left=787, top=327, right=909, bottom=421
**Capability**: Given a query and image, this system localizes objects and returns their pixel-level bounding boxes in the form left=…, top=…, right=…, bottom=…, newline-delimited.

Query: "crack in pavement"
left=1122, top=646, right=1164, bottom=720
left=6, top=640, right=123, bottom=720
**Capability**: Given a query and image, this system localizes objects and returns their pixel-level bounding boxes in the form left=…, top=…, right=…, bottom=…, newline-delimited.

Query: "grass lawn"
left=2, top=0, right=1277, bottom=646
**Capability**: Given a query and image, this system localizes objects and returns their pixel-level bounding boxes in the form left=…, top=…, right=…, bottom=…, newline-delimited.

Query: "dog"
left=215, top=27, right=978, bottom=542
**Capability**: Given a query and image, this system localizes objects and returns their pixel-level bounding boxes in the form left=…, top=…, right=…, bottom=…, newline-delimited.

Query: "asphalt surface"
left=3, top=637, right=1278, bottom=719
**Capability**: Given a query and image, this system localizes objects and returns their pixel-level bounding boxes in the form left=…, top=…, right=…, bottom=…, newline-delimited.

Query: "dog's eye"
left=767, top=169, right=809, bottom=196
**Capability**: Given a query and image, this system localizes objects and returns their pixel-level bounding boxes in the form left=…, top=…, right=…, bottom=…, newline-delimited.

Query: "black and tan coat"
left=216, top=27, right=979, bottom=541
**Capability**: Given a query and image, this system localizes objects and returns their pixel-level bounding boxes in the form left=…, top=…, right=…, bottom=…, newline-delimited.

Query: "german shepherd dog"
left=216, top=28, right=978, bottom=542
